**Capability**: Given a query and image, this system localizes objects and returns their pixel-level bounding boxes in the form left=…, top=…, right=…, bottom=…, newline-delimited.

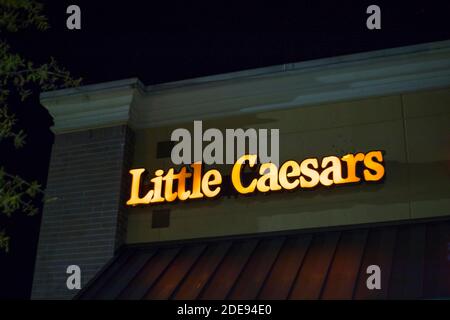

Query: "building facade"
left=32, top=40, right=450, bottom=299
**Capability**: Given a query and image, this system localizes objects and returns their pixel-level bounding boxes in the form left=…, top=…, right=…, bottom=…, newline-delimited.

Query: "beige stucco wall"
left=126, top=86, right=450, bottom=244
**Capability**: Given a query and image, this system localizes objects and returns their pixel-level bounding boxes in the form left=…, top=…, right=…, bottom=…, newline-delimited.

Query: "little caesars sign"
left=126, top=121, right=385, bottom=206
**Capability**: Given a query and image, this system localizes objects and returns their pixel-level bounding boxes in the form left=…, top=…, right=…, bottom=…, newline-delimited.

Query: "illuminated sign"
left=126, top=151, right=385, bottom=206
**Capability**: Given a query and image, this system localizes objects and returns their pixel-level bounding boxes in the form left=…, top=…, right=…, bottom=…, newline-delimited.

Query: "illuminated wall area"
left=127, top=87, right=450, bottom=244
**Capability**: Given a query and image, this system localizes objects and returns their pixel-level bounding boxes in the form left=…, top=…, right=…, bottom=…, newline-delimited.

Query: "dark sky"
left=1, top=1, right=449, bottom=299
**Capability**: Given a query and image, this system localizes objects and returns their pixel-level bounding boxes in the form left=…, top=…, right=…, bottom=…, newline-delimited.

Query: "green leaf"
left=0, top=231, right=10, bottom=253
left=13, top=129, right=26, bottom=148
left=26, top=180, right=41, bottom=197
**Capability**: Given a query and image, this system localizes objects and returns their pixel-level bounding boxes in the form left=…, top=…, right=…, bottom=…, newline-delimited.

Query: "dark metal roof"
left=77, top=218, right=450, bottom=300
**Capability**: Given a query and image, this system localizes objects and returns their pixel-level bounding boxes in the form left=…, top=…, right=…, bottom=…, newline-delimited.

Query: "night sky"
left=1, top=1, right=449, bottom=299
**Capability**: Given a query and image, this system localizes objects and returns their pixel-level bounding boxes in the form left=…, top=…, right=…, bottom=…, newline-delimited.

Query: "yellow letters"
left=363, top=151, right=385, bottom=181
left=279, top=160, right=300, bottom=190
left=231, top=154, right=257, bottom=194
left=126, top=151, right=385, bottom=205
left=126, top=169, right=153, bottom=205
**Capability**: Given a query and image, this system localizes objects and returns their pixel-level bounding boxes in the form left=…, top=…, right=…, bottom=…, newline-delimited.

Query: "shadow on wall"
left=126, top=159, right=450, bottom=215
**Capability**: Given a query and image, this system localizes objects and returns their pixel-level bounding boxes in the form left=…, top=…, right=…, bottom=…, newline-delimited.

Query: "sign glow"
left=126, top=151, right=385, bottom=206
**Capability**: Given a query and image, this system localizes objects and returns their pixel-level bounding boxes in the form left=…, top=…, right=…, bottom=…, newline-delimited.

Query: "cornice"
left=41, top=40, right=450, bottom=133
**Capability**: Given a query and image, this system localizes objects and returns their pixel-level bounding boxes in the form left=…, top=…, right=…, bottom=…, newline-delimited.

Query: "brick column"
left=31, top=79, right=142, bottom=299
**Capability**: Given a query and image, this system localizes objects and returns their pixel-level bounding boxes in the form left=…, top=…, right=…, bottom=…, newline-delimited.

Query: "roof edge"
left=41, top=39, right=450, bottom=98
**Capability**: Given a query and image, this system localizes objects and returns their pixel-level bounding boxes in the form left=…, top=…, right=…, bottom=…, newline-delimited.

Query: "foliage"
left=0, top=0, right=81, bottom=251
left=0, top=0, right=48, bottom=32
